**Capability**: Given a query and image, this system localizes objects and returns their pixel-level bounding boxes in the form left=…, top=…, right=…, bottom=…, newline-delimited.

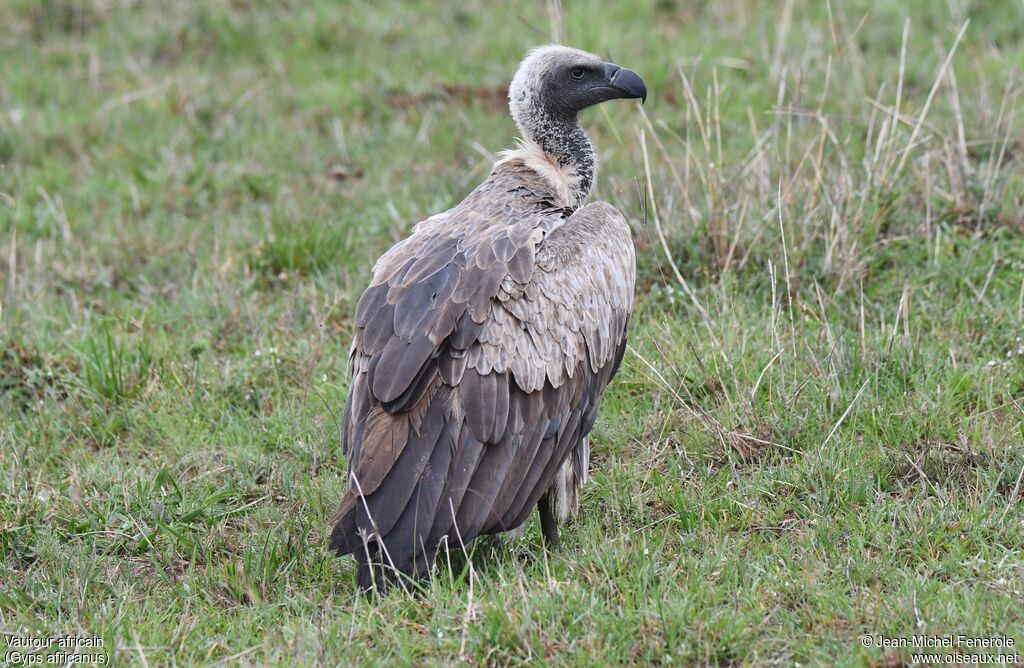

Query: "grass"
left=2, top=0, right=1023, bottom=665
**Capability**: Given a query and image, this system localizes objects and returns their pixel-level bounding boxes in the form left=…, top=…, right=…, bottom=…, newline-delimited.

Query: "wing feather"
left=460, top=370, right=497, bottom=443
left=371, top=334, right=437, bottom=403
left=356, top=388, right=449, bottom=536
left=392, top=268, right=451, bottom=340
left=427, top=423, right=486, bottom=546
left=360, top=302, right=395, bottom=355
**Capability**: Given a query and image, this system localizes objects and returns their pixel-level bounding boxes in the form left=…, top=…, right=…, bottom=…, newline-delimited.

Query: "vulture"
left=330, top=45, right=645, bottom=591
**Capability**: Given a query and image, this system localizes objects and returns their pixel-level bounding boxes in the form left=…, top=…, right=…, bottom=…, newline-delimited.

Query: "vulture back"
left=330, top=156, right=635, bottom=591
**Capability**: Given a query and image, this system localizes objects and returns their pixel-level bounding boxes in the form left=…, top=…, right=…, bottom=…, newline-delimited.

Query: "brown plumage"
left=330, top=45, right=646, bottom=591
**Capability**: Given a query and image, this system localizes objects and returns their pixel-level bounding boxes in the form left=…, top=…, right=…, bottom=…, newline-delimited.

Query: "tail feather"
left=555, top=434, right=589, bottom=523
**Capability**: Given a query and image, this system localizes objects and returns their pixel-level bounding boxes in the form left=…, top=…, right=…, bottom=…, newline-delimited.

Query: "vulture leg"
left=537, top=489, right=561, bottom=549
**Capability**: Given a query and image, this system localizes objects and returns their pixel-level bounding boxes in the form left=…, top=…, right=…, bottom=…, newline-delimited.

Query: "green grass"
left=2, top=0, right=1024, bottom=665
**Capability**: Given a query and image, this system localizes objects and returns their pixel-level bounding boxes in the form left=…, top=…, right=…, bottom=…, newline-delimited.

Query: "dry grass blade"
left=893, top=20, right=970, bottom=178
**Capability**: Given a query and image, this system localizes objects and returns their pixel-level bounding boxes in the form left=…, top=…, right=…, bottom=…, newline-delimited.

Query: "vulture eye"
left=570, top=68, right=585, bottom=80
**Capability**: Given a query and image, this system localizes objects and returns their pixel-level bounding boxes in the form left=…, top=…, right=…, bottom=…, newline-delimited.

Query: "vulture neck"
left=519, top=111, right=595, bottom=207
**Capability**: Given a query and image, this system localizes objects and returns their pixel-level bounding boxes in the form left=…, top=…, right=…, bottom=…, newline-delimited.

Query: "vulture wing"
left=330, top=160, right=635, bottom=589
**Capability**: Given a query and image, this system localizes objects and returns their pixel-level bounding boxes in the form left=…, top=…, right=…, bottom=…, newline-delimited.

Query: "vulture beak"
left=602, top=62, right=647, bottom=103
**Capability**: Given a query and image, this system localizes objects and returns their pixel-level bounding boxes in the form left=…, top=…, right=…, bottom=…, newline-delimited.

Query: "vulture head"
left=506, top=45, right=646, bottom=205
left=509, top=45, right=646, bottom=132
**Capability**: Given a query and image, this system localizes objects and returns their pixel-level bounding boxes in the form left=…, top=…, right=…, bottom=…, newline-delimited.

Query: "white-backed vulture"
left=330, top=45, right=645, bottom=591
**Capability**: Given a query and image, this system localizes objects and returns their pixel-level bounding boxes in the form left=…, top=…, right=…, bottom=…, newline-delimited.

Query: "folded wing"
left=330, top=163, right=635, bottom=589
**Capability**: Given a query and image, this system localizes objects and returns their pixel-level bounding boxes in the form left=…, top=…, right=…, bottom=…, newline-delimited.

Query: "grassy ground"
left=2, top=0, right=1024, bottom=665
